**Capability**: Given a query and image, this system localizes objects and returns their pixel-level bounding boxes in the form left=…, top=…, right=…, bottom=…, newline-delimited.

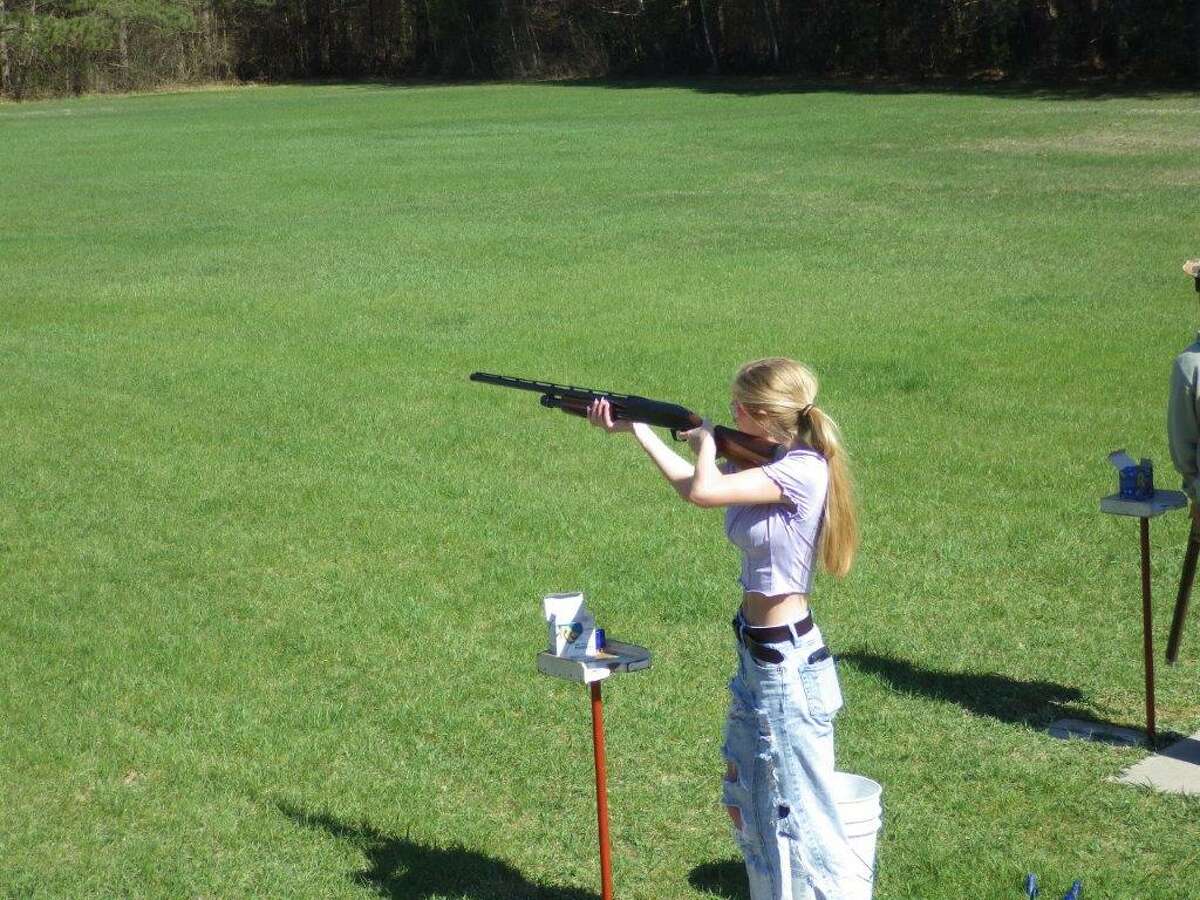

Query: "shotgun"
left=469, top=372, right=778, bottom=469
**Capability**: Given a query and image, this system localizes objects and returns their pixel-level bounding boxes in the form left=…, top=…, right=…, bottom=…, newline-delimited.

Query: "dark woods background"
left=2, top=0, right=1199, bottom=99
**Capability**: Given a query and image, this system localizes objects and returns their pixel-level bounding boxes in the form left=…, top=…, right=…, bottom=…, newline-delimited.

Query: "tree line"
left=2, top=0, right=1199, bottom=99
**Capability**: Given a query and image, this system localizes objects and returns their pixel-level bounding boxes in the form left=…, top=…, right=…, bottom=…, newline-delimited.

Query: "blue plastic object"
left=1025, top=873, right=1039, bottom=898
left=1119, top=460, right=1154, bottom=501
left=1062, top=880, right=1082, bottom=900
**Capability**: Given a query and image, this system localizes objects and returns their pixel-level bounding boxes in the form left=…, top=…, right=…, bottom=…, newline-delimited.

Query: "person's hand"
left=587, top=397, right=634, bottom=434
left=1184, top=259, right=1200, bottom=279
left=681, top=419, right=716, bottom=454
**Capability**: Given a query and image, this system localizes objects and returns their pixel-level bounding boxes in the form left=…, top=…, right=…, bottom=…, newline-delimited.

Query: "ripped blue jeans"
left=722, top=614, right=870, bottom=899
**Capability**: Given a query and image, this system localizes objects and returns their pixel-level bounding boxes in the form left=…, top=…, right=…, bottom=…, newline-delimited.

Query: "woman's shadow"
left=836, top=650, right=1134, bottom=732
left=276, top=801, right=598, bottom=900
left=689, top=860, right=751, bottom=899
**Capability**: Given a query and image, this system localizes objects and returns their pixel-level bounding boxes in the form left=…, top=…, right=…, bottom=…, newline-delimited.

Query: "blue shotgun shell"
left=1025, top=873, right=1039, bottom=898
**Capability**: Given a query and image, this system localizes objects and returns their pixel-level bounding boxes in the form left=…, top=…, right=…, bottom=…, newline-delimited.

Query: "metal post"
left=590, top=681, right=614, bottom=900
left=1139, top=517, right=1158, bottom=747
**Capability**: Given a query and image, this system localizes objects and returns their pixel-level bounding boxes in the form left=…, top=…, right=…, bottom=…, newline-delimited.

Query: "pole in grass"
left=590, top=678, right=613, bottom=899
left=539, top=594, right=651, bottom=900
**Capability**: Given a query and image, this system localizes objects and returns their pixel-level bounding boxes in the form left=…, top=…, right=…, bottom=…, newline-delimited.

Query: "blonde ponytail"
left=733, top=358, right=859, bottom=577
left=803, top=405, right=858, bottom=577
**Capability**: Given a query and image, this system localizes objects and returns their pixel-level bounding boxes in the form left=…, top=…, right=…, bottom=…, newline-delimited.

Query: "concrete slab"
left=1116, top=730, right=1200, bottom=796
left=1047, top=718, right=1146, bottom=748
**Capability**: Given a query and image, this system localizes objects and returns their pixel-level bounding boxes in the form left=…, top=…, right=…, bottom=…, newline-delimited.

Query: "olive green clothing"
left=1168, top=333, right=1200, bottom=500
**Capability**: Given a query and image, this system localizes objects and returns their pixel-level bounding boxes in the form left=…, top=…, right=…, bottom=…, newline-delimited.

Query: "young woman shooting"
left=587, top=356, right=866, bottom=900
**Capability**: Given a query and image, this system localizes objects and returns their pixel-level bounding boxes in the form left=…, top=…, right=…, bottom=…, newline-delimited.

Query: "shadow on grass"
left=839, top=650, right=1140, bottom=733
left=276, top=801, right=598, bottom=900
left=264, top=75, right=1198, bottom=103
left=688, top=859, right=750, bottom=899
left=533, top=75, right=1199, bottom=102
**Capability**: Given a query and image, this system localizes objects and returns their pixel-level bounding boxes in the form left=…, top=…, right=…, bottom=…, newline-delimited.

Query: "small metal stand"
left=537, top=641, right=651, bottom=900
left=1100, top=489, right=1188, bottom=747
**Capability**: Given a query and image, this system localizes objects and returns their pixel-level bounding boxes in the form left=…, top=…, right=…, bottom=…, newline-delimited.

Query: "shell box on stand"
left=544, top=591, right=601, bottom=659
left=1109, top=449, right=1154, bottom=501
left=540, top=592, right=650, bottom=684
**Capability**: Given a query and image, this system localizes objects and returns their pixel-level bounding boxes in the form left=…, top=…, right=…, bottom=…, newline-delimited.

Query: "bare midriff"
left=740, top=591, right=810, bottom=627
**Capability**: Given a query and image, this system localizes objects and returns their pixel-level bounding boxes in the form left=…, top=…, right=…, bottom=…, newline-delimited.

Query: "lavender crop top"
left=723, top=445, right=828, bottom=595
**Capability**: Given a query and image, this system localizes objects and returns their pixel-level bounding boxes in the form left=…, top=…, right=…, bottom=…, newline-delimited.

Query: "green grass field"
left=4, top=81, right=1200, bottom=898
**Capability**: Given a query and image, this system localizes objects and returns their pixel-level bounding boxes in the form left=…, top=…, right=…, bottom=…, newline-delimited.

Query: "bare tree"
left=1, top=0, right=9, bottom=93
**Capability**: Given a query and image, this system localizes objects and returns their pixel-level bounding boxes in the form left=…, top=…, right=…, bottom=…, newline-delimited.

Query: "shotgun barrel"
left=469, top=371, right=777, bottom=469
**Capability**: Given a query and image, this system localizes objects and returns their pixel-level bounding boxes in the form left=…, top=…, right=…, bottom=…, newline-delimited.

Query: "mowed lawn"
left=3, top=81, right=1200, bottom=898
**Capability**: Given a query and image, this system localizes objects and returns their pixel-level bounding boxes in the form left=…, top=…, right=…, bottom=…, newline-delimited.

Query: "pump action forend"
left=469, top=372, right=778, bottom=469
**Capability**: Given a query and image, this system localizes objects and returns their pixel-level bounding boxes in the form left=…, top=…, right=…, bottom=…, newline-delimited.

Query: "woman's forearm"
left=631, top=423, right=695, bottom=498
left=689, top=430, right=721, bottom=500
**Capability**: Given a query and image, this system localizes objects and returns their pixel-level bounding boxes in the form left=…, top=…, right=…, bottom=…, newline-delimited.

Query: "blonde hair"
left=733, top=357, right=859, bottom=577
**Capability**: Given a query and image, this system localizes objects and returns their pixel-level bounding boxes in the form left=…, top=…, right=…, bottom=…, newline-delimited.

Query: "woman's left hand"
left=681, top=419, right=716, bottom=454
left=587, top=397, right=634, bottom=434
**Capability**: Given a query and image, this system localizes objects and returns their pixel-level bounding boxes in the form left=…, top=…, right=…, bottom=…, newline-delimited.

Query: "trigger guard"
left=670, top=429, right=684, bottom=442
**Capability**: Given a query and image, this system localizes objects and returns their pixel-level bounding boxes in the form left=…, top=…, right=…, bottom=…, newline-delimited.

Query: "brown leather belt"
left=732, top=613, right=814, bottom=663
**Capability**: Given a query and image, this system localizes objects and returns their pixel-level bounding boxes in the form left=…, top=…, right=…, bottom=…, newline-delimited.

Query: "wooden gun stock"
left=712, top=425, right=778, bottom=469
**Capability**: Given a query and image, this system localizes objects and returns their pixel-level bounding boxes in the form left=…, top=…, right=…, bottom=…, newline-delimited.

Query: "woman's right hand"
left=587, top=397, right=634, bottom=434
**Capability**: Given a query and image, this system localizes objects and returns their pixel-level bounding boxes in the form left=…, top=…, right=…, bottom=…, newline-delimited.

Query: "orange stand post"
left=590, top=681, right=613, bottom=900
left=1139, top=516, right=1158, bottom=747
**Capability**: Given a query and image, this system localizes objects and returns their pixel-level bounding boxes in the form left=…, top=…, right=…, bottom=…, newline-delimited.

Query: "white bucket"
left=832, top=772, right=883, bottom=900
